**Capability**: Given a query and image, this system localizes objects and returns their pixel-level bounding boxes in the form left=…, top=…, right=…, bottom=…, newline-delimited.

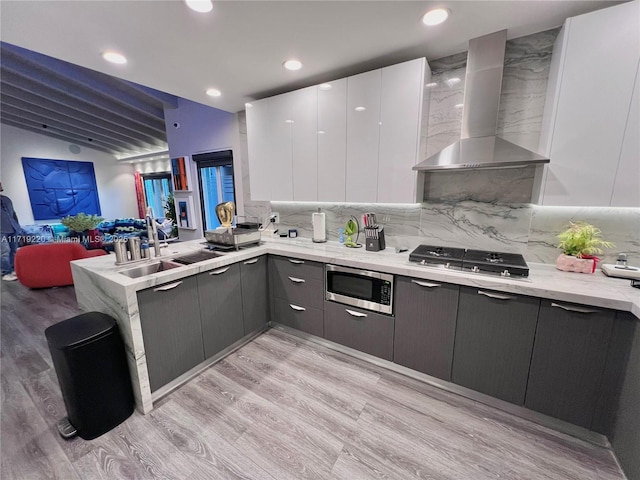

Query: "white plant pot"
left=555, top=254, right=594, bottom=274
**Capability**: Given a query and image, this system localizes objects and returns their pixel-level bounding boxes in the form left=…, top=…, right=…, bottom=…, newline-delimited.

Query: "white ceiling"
left=0, top=0, right=624, bottom=113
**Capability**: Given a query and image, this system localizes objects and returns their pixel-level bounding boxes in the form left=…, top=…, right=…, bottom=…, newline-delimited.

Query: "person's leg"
left=1, top=235, right=13, bottom=276
left=8, top=236, right=18, bottom=272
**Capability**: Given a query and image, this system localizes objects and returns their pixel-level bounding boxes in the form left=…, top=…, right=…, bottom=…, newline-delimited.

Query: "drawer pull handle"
left=289, top=259, right=305, bottom=264
left=345, top=309, right=367, bottom=318
left=154, top=281, right=183, bottom=292
left=288, top=276, right=306, bottom=284
left=289, top=304, right=306, bottom=312
left=209, top=267, right=230, bottom=275
left=551, top=302, right=598, bottom=314
left=412, top=280, right=441, bottom=288
left=243, top=258, right=259, bottom=265
left=478, top=290, right=513, bottom=300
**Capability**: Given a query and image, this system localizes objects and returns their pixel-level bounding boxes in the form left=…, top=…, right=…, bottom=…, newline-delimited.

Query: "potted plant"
left=164, top=194, right=178, bottom=238
left=556, top=221, right=614, bottom=273
left=60, top=213, right=104, bottom=248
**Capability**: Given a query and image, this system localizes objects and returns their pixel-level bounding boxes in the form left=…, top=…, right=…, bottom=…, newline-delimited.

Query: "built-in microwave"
left=325, top=264, right=394, bottom=315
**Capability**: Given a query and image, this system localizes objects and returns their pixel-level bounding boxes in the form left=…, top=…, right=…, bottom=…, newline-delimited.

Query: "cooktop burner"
left=409, top=245, right=529, bottom=278
left=408, top=245, right=465, bottom=269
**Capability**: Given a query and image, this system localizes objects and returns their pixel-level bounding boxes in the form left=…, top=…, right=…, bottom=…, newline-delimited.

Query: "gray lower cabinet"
left=451, top=286, right=540, bottom=405
left=197, top=263, right=244, bottom=359
left=270, top=256, right=325, bottom=336
left=393, top=277, right=459, bottom=380
left=138, top=276, right=205, bottom=392
left=240, top=256, right=269, bottom=335
left=324, top=300, right=394, bottom=361
left=274, top=297, right=324, bottom=336
left=525, top=300, right=616, bottom=429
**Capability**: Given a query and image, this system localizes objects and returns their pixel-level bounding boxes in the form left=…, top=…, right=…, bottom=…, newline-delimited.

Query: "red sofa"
left=15, top=243, right=108, bottom=288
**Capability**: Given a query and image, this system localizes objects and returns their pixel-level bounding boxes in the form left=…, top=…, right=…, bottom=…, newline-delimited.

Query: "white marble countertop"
left=74, top=236, right=639, bottom=319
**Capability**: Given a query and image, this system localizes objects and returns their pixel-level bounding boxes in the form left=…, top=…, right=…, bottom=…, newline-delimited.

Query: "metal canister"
left=128, top=237, right=141, bottom=260
left=114, top=240, right=128, bottom=264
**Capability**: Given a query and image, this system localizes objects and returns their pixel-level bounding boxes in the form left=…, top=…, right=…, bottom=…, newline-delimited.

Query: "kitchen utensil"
left=344, top=216, right=362, bottom=248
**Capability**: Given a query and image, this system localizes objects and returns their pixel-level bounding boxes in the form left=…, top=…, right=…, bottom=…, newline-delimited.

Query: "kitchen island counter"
left=71, top=237, right=639, bottom=413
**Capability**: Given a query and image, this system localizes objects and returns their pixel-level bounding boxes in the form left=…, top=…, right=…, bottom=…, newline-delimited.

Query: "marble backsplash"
left=253, top=202, right=639, bottom=267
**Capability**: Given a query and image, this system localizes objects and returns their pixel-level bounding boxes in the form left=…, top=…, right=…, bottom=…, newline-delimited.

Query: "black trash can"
left=45, top=312, right=135, bottom=440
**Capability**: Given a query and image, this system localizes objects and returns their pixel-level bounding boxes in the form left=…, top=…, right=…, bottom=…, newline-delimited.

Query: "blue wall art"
left=21, top=157, right=102, bottom=220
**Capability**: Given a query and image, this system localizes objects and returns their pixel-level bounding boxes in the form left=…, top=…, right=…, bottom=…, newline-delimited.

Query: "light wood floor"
left=1, top=280, right=627, bottom=479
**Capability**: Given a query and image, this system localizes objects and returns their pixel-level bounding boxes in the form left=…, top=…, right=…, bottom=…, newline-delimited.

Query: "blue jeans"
left=1, top=233, right=19, bottom=275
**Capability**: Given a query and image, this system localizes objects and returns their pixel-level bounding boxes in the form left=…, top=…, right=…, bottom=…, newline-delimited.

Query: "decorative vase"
left=555, top=254, right=595, bottom=274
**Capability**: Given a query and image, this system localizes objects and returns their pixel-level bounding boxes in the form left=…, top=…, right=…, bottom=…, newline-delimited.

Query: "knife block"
left=365, top=228, right=386, bottom=252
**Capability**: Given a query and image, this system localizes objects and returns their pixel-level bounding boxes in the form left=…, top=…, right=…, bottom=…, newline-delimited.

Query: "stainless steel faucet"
left=146, top=207, right=161, bottom=257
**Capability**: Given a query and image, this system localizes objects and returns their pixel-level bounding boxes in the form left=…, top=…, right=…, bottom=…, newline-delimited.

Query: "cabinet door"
left=541, top=1, right=639, bottom=206
left=525, top=300, right=615, bottom=428
left=393, top=277, right=459, bottom=380
left=291, top=86, right=318, bottom=201
left=346, top=69, right=381, bottom=202
left=318, top=78, right=347, bottom=201
left=324, top=301, right=394, bottom=361
left=197, top=264, right=244, bottom=359
left=451, top=287, right=539, bottom=405
left=378, top=58, right=425, bottom=203
left=246, top=98, right=272, bottom=201
left=269, top=94, right=294, bottom=201
left=274, top=298, right=324, bottom=337
left=240, top=256, right=269, bottom=335
left=611, top=61, right=640, bottom=207
left=138, top=276, right=204, bottom=392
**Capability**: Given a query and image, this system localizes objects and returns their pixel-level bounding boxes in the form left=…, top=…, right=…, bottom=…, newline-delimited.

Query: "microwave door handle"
left=345, top=309, right=367, bottom=318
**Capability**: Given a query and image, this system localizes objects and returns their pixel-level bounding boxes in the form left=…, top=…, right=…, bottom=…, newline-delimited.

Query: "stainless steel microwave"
left=325, top=264, right=394, bottom=315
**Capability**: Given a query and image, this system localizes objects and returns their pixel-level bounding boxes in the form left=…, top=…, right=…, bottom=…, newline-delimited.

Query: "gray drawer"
left=270, top=257, right=324, bottom=309
left=324, top=300, right=395, bottom=361
left=274, top=298, right=324, bottom=337
left=269, top=255, right=324, bottom=281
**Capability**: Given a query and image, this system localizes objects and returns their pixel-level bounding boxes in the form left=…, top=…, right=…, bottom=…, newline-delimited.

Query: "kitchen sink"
left=171, top=250, right=225, bottom=265
left=119, top=260, right=183, bottom=278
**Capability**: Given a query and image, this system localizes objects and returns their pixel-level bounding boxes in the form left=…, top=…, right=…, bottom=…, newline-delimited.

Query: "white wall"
left=0, top=124, right=137, bottom=224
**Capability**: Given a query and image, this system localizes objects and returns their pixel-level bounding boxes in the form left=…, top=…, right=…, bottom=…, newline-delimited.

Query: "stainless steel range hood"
left=414, top=30, right=550, bottom=171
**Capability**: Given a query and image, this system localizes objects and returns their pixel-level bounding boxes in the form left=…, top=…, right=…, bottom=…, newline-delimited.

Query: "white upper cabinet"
left=346, top=69, right=382, bottom=203
left=611, top=63, right=640, bottom=207
left=378, top=58, right=426, bottom=203
left=246, top=98, right=271, bottom=201
left=290, top=86, right=318, bottom=202
left=317, top=79, right=347, bottom=201
left=246, top=58, right=427, bottom=202
left=539, top=0, right=640, bottom=206
left=268, top=93, right=294, bottom=201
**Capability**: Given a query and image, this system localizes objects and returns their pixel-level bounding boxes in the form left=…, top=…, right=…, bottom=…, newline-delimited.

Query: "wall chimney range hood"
left=414, top=30, right=550, bottom=171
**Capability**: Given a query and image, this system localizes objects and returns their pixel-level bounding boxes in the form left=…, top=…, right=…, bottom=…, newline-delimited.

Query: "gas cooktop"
left=409, top=244, right=529, bottom=278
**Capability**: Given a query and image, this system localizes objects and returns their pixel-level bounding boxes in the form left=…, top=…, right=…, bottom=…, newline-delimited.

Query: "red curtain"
left=134, top=171, right=146, bottom=218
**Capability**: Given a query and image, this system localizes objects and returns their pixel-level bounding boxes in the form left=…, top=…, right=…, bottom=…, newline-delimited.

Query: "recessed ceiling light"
left=355, top=106, right=366, bottom=112
left=185, top=0, right=213, bottom=13
left=425, top=82, right=438, bottom=88
left=454, top=103, right=464, bottom=108
left=317, top=130, right=326, bottom=134
left=102, top=51, right=127, bottom=64
left=445, top=77, right=461, bottom=87
left=319, top=83, right=332, bottom=90
left=283, top=59, right=303, bottom=71
left=422, top=8, right=450, bottom=26
left=284, top=119, right=294, bottom=124
left=206, top=88, right=221, bottom=97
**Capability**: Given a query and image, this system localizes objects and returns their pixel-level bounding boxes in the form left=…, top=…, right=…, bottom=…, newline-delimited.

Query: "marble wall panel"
left=497, top=28, right=560, bottom=152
